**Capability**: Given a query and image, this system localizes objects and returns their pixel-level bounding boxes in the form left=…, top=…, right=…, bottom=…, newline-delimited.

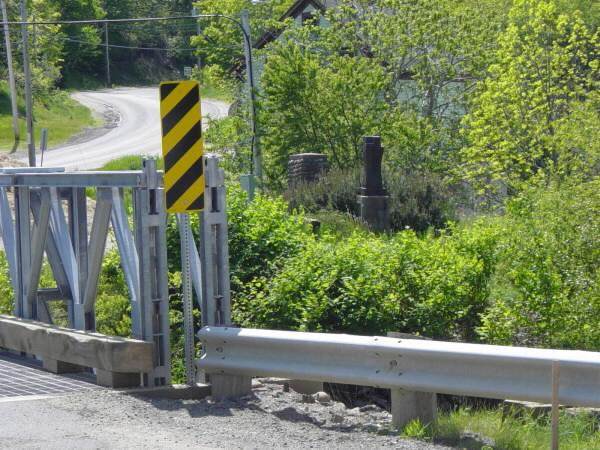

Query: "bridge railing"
left=0, top=161, right=170, bottom=387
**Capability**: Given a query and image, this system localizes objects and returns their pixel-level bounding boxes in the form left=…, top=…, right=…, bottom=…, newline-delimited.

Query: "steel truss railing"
left=0, top=155, right=231, bottom=387
left=0, top=162, right=170, bottom=386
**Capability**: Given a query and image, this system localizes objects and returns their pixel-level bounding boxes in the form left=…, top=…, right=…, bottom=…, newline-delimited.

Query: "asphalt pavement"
left=23, top=87, right=229, bottom=170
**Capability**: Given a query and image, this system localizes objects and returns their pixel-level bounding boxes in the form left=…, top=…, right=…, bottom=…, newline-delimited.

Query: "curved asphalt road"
left=27, top=87, right=229, bottom=170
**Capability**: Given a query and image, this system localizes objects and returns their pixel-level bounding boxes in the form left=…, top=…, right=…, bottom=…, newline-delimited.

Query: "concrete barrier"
left=0, top=315, right=153, bottom=387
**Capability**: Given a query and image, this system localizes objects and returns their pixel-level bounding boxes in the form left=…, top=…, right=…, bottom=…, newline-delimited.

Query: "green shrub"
left=285, top=166, right=457, bottom=233
left=0, top=252, right=13, bottom=315
left=165, top=185, right=313, bottom=328
left=227, top=186, right=314, bottom=308
left=478, top=179, right=600, bottom=350
left=96, top=250, right=131, bottom=337
left=236, top=226, right=497, bottom=339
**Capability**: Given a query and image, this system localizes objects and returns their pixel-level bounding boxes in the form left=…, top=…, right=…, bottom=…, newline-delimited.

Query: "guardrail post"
left=387, top=332, right=437, bottom=429
left=200, top=154, right=251, bottom=400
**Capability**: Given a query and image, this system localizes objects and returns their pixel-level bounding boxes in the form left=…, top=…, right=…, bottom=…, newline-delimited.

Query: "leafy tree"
left=191, top=0, right=293, bottom=75
left=254, top=0, right=509, bottom=187
left=259, top=34, right=389, bottom=186
left=52, top=0, right=105, bottom=81
left=342, top=0, right=503, bottom=120
left=460, top=0, right=599, bottom=196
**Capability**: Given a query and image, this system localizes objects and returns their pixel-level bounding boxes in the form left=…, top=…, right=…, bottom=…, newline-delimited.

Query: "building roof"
left=254, top=0, right=326, bottom=49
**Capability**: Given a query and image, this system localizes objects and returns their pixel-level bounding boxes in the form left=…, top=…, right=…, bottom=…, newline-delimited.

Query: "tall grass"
left=403, top=407, right=600, bottom=449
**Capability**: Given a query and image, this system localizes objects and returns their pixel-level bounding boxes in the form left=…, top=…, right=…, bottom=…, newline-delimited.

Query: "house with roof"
left=252, top=0, right=466, bottom=119
left=255, top=0, right=337, bottom=49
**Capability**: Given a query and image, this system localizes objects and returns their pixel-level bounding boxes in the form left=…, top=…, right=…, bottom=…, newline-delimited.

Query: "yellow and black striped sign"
left=159, top=80, right=204, bottom=213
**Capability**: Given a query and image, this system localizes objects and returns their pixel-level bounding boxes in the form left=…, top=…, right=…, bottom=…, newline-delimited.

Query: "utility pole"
left=192, top=7, right=202, bottom=74
left=104, top=22, right=110, bottom=87
left=1, top=0, right=20, bottom=149
left=20, top=0, right=35, bottom=166
left=240, top=10, right=261, bottom=184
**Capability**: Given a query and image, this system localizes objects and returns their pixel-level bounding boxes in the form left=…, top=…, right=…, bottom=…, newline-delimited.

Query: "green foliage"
left=432, top=407, right=600, bottom=449
left=191, top=0, right=293, bottom=74
left=96, top=154, right=162, bottom=171
left=95, top=250, right=131, bottom=336
left=236, top=226, right=497, bottom=339
left=0, top=253, right=14, bottom=315
left=259, top=37, right=389, bottom=186
left=54, top=0, right=106, bottom=80
left=204, top=114, right=252, bottom=176
left=460, top=0, right=599, bottom=196
left=285, top=167, right=457, bottom=233
left=165, top=183, right=312, bottom=291
left=194, top=65, right=235, bottom=102
left=226, top=185, right=313, bottom=296
left=0, top=81, right=97, bottom=151
left=401, top=419, right=429, bottom=439
left=478, top=179, right=600, bottom=350
left=356, top=0, right=502, bottom=119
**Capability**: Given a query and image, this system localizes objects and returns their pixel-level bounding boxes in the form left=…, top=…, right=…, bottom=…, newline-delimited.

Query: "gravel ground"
left=0, top=379, right=451, bottom=449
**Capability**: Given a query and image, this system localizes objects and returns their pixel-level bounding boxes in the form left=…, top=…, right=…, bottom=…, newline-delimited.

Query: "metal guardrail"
left=198, top=327, right=600, bottom=407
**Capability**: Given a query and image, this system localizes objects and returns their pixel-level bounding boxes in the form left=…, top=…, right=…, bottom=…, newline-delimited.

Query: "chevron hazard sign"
left=159, top=81, right=204, bottom=213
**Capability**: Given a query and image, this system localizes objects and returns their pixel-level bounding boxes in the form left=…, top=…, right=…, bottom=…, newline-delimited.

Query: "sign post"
left=160, top=80, right=204, bottom=386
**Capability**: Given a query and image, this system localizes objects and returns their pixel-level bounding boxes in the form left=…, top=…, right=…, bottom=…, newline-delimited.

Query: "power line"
left=62, top=37, right=197, bottom=52
left=3, top=14, right=238, bottom=27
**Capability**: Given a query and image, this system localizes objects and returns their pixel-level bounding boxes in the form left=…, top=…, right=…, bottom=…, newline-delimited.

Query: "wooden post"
left=0, top=0, right=20, bottom=149
left=19, top=0, right=35, bottom=166
left=551, top=361, right=560, bottom=450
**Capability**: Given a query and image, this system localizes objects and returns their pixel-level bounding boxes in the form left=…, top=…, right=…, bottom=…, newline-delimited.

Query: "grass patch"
left=0, top=81, right=97, bottom=152
left=404, top=407, right=600, bottom=449
left=200, top=82, right=233, bottom=103
left=88, top=155, right=164, bottom=210
left=309, top=210, right=366, bottom=237
left=96, top=154, right=163, bottom=171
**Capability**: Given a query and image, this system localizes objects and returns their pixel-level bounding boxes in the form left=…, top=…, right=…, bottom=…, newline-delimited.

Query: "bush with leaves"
left=95, top=250, right=131, bottom=337
left=0, top=252, right=13, bottom=315
left=236, top=224, right=499, bottom=339
left=285, top=166, right=458, bottom=233
left=478, top=179, right=600, bottom=350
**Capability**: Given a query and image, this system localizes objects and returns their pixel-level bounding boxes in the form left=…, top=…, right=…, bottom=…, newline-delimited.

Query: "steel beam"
left=0, top=188, right=18, bottom=295
left=1, top=171, right=148, bottom=188
left=68, top=188, right=88, bottom=311
left=200, top=155, right=231, bottom=327
left=111, top=188, right=140, bottom=317
left=26, top=188, right=52, bottom=320
left=82, top=188, right=112, bottom=330
left=14, top=186, right=31, bottom=318
left=133, top=160, right=171, bottom=387
left=49, top=188, right=81, bottom=328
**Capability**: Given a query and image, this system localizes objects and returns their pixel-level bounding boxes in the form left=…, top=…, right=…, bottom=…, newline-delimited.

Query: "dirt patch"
left=55, top=100, right=121, bottom=149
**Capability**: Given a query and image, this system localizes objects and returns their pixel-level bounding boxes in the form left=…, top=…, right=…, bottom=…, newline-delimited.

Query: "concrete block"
left=96, top=369, right=141, bottom=388
left=387, top=331, right=437, bottom=429
left=210, top=373, right=252, bottom=401
left=0, top=315, right=153, bottom=373
left=391, top=388, right=437, bottom=429
left=502, top=400, right=553, bottom=421
left=289, top=379, right=324, bottom=395
left=357, top=195, right=390, bottom=232
left=43, top=358, right=86, bottom=374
